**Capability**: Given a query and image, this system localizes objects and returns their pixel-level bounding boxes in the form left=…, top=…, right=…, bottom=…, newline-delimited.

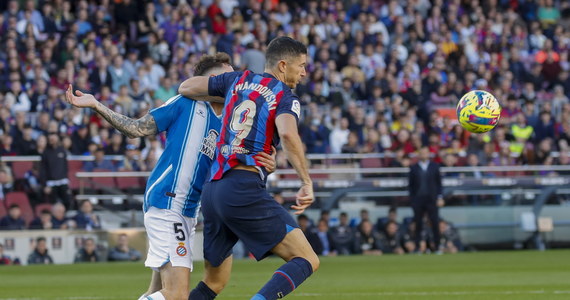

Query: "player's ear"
left=277, top=60, right=287, bottom=73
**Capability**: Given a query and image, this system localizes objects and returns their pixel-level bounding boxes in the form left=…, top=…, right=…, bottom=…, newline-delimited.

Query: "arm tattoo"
left=94, top=102, right=158, bottom=138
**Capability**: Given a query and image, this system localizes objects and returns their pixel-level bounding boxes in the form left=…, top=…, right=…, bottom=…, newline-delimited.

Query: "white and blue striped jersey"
left=143, top=95, right=221, bottom=218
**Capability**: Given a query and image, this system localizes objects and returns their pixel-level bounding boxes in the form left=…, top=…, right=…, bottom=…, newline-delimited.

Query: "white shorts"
left=144, top=206, right=197, bottom=271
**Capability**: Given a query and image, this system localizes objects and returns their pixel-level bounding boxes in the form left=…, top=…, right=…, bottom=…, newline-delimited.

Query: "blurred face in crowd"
left=52, top=203, right=66, bottom=220
left=37, top=239, right=47, bottom=254
left=9, top=206, right=20, bottom=219
left=419, top=147, right=430, bottom=162
left=297, top=216, right=310, bottom=231
left=80, top=201, right=93, bottom=214
left=48, top=133, right=59, bottom=147
left=85, top=239, right=96, bottom=254
left=361, top=220, right=373, bottom=235
left=386, top=222, right=398, bottom=236
left=317, top=219, right=328, bottom=233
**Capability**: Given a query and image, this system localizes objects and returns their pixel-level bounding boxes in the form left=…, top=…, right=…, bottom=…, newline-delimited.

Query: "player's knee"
left=305, top=252, right=320, bottom=272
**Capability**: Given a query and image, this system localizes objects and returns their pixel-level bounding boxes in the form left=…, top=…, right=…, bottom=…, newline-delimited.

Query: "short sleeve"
left=275, top=88, right=301, bottom=123
left=208, top=71, right=243, bottom=98
left=149, top=95, right=182, bottom=132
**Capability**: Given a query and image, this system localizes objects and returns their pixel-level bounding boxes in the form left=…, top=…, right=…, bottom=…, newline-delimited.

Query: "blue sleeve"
left=208, top=71, right=243, bottom=98
left=149, top=95, right=183, bottom=132
left=275, top=89, right=301, bottom=123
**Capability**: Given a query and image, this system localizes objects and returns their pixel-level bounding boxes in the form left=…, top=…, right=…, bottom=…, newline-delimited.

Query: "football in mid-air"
left=456, top=90, right=502, bottom=133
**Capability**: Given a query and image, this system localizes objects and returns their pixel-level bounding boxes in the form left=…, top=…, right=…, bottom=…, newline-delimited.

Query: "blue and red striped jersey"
left=207, top=71, right=301, bottom=180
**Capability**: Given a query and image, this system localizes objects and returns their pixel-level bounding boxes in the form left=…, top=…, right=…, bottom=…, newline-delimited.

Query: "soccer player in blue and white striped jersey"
left=65, top=53, right=276, bottom=300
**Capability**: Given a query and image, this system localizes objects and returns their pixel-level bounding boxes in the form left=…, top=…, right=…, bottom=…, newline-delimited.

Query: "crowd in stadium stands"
left=0, top=200, right=101, bottom=230
left=0, top=0, right=568, bottom=172
left=296, top=208, right=463, bottom=255
left=0, top=0, right=569, bottom=218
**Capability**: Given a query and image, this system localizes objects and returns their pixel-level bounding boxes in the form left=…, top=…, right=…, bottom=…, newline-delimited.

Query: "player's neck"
left=265, top=69, right=284, bottom=82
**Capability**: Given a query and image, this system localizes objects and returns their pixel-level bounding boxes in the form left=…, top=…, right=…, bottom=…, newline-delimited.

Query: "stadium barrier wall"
left=0, top=229, right=204, bottom=265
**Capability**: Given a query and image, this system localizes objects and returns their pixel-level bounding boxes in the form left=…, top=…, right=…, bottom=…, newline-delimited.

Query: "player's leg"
left=143, top=207, right=196, bottom=299
left=189, top=256, right=233, bottom=299
left=251, top=228, right=319, bottom=300
left=138, top=270, right=162, bottom=299
left=144, top=262, right=190, bottom=300
left=190, top=180, right=239, bottom=299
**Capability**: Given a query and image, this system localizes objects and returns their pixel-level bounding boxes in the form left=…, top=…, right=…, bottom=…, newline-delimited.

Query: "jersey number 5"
left=173, top=223, right=186, bottom=241
left=229, top=100, right=257, bottom=146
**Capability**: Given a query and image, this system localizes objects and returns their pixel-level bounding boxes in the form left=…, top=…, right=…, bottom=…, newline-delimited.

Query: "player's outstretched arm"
left=65, top=85, right=158, bottom=138
left=275, top=114, right=313, bottom=214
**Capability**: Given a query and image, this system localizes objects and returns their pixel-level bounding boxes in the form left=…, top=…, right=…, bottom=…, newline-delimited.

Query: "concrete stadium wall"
left=0, top=228, right=204, bottom=266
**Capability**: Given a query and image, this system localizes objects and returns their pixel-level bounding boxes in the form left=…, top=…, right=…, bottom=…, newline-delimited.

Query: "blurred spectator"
left=438, top=220, right=463, bottom=254
left=74, top=238, right=100, bottom=263
left=402, top=221, right=427, bottom=254
left=27, top=237, right=53, bottom=264
left=0, top=167, right=14, bottom=199
left=73, top=200, right=101, bottom=231
left=329, top=117, right=350, bottom=154
left=118, top=144, right=147, bottom=171
left=329, top=212, right=354, bottom=255
left=51, top=202, right=74, bottom=230
left=0, top=243, right=13, bottom=265
left=0, top=204, right=26, bottom=230
left=83, top=147, right=116, bottom=172
left=70, top=125, right=91, bottom=155
left=29, top=209, right=53, bottom=230
left=241, top=41, right=265, bottom=74
left=376, top=207, right=399, bottom=233
left=409, top=147, right=444, bottom=254
left=108, top=233, right=141, bottom=262
left=297, top=214, right=319, bottom=252
left=378, top=221, right=405, bottom=255
left=353, top=219, right=383, bottom=255
left=40, top=132, right=71, bottom=208
left=314, top=218, right=336, bottom=256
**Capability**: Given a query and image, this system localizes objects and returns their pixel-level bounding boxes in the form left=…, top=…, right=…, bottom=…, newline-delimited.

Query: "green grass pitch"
left=2, top=250, right=569, bottom=299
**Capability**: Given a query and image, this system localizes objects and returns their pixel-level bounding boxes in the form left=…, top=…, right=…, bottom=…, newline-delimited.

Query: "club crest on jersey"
left=176, top=243, right=187, bottom=256
left=292, top=100, right=301, bottom=118
left=200, top=129, right=219, bottom=160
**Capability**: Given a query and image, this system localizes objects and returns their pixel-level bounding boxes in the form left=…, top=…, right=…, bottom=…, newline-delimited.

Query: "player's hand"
left=255, top=146, right=277, bottom=173
left=65, top=84, right=98, bottom=109
left=291, top=182, right=314, bottom=215
left=437, top=196, right=445, bottom=207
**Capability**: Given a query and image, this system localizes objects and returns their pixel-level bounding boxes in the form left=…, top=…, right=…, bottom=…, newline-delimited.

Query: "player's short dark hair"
left=265, top=36, right=307, bottom=68
left=9, top=204, right=19, bottom=210
left=194, top=52, right=232, bottom=76
left=36, top=237, right=46, bottom=243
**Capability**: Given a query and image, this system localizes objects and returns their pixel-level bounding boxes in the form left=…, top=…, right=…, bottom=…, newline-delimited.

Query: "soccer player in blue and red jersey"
left=179, top=36, right=319, bottom=300
left=66, top=53, right=277, bottom=300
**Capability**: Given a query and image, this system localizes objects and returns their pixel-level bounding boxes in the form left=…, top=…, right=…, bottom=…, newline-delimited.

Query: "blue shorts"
left=201, top=169, right=298, bottom=267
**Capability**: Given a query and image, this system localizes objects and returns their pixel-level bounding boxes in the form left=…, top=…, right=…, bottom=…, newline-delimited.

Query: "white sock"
left=146, top=291, right=166, bottom=300
left=137, top=295, right=147, bottom=300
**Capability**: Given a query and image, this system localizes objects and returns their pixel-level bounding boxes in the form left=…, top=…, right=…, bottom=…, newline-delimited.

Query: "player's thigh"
left=271, top=228, right=319, bottom=272
left=159, top=262, right=190, bottom=298
left=203, top=255, right=233, bottom=294
left=144, top=207, right=197, bottom=271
